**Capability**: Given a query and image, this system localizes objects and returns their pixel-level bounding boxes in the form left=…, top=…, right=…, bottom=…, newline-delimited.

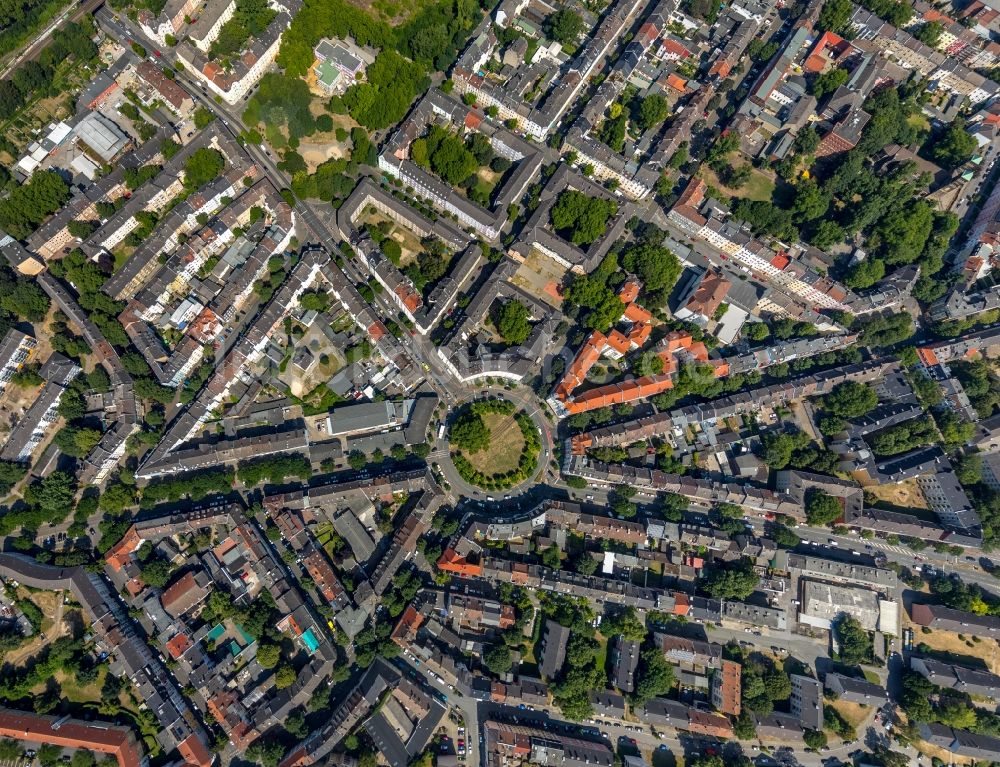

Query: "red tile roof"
left=166, top=633, right=193, bottom=659
left=0, top=710, right=144, bottom=767
left=105, top=526, right=141, bottom=572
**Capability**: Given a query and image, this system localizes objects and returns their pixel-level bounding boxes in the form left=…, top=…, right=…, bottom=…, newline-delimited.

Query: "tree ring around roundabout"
left=447, top=396, right=542, bottom=491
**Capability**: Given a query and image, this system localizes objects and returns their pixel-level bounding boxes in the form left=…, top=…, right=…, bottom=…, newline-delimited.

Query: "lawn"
left=30, top=666, right=106, bottom=704
left=908, top=624, right=1000, bottom=673
left=463, top=412, right=525, bottom=476
left=358, top=209, right=425, bottom=266
left=908, top=113, right=931, bottom=132
left=294, top=384, right=345, bottom=416
left=314, top=522, right=343, bottom=560
left=111, top=242, right=135, bottom=273
left=827, top=699, right=869, bottom=730
left=864, top=478, right=928, bottom=510
left=699, top=163, right=776, bottom=202
left=915, top=740, right=975, bottom=765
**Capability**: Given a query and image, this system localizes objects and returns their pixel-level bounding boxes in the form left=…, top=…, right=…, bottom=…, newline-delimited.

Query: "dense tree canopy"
left=184, top=148, right=226, bottom=189
left=817, top=0, right=853, bottom=33
left=411, top=125, right=478, bottom=185
left=0, top=267, right=49, bottom=321
left=342, top=49, right=429, bottom=130
left=451, top=410, right=490, bottom=453
left=621, top=242, right=681, bottom=294
left=836, top=616, right=874, bottom=665
left=545, top=9, right=584, bottom=43
left=550, top=190, right=618, bottom=246
left=811, top=67, right=849, bottom=99
left=700, top=558, right=758, bottom=600
left=631, top=647, right=676, bottom=706
left=243, top=72, right=319, bottom=139
left=495, top=300, right=531, bottom=345
left=805, top=488, right=842, bottom=526
left=210, top=0, right=277, bottom=58
left=928, top=119, right=977, bottom=169
left=823, top=381, right=878, bottom=419
left=0, top=170, right=69, bottom=239
left=634, top=93, right=670, bottom=134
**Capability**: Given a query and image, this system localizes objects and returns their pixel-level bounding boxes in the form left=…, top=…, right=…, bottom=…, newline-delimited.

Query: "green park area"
left=449, top=398, right=540, bottom=490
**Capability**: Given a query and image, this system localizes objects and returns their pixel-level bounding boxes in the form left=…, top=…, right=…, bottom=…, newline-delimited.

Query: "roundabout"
left=445, top=395, right=544, bottom=493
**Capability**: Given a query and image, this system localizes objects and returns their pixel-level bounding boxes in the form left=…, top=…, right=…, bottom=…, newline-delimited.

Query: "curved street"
left=431, top=384, right=556, bottom=503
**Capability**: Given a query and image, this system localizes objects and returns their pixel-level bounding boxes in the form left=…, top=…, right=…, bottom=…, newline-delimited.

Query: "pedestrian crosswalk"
left=866, top=540, right=913, bottom=556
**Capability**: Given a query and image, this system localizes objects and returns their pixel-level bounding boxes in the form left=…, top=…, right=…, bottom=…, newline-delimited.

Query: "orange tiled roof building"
left=550, top=281, right=727, bottom=415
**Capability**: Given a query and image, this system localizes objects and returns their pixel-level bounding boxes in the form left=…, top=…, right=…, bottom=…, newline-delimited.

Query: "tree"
left=637, top=351, right=664, bottom=376
left=733, top=711, right=757, bottom=740
left=844, top=257, right=885, bottom=289
left=0, top=170, right=70, bottom=239
left=545, top=9, right=583, bottom=43
left=805, top=488, right=842, bottom=526
left=574, top=553, right=598, bottom=575
left=285, top=710, right=308, bottom=739
left=37, top=746, right=61, bottom=767
left=496, top=300, right=531, bottom=345
left=0, top=461, right=25, bottom=495
left=771, top=525, right=800, bottom=549
left=340, top=50, right=427, bottom=130
left=811, top=67, right=849, bottom=99
left=824, top=381, right=878, bottom=419
left=26, top=471, right=75, bottom=518
left=836, top=616, right=873, bottom=665
left=550, top=190, right=618, bottom=246
left=929, top=120, right=977, bottom=169
left=184, top=148, right=225, bottom=189
left=745, top=323, right=770, bottom=342
left=818, top=0, right=852, bottom=31
left=0, top=275, right=49, bottom=322
left=601, top=607, right=646, bottom=641
left=299, top=290, right=329, bottom=312
left=451, top=410, right=490, bottom=453
left=700, top=558, right=758, bottom=600
left=635, top=94, right=669, bottom=133
left=140, top=557, right=172, bottom=588
left=542, top=544, right=561, bottom=569
left=67, top=219, right=98, bottom=238
left=194, top=107, right=215, bottom=129
left=810, top=218, right=846, bottom=250
left=955, top=453, right=982, bottom=485
left=414, top=125, right=478, bottom=185
left=274, top=664, right=296, bottom=689
left=914, top=20, right=943, bottom=47
left=791, top=178, right=830, bottom=223
left=658, top=492, right=687, bottom=521
left=875, top=199, right=934, bottom=266
left=598, top=113, right=627, bottom=153
left=803, top=729, right=828, bottom=750
left=858, top=312, right=914, bottom=348
left=731, top=199, right=797, bottom=241
left=631, top=647, right=675, bottom=706
left=256, top=642, right=281, bottom=669
left=621, top=242, right=681, bottom=293
left=484, top=643, right=513, bottom=675
left=54, top=426, right=102, bottom=458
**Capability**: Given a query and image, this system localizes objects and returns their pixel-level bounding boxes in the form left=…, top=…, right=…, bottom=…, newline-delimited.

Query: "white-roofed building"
left=70, top=154, right=100, bottom=180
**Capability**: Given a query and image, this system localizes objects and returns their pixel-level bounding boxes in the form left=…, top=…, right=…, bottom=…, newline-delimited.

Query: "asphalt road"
left=83, top=20, right=954, bottom=767
left=432, top=382, right=556, bottom=502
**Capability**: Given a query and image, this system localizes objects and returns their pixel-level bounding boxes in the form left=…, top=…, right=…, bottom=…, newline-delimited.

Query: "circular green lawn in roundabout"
left=448, top=397, right=541, bottom=491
